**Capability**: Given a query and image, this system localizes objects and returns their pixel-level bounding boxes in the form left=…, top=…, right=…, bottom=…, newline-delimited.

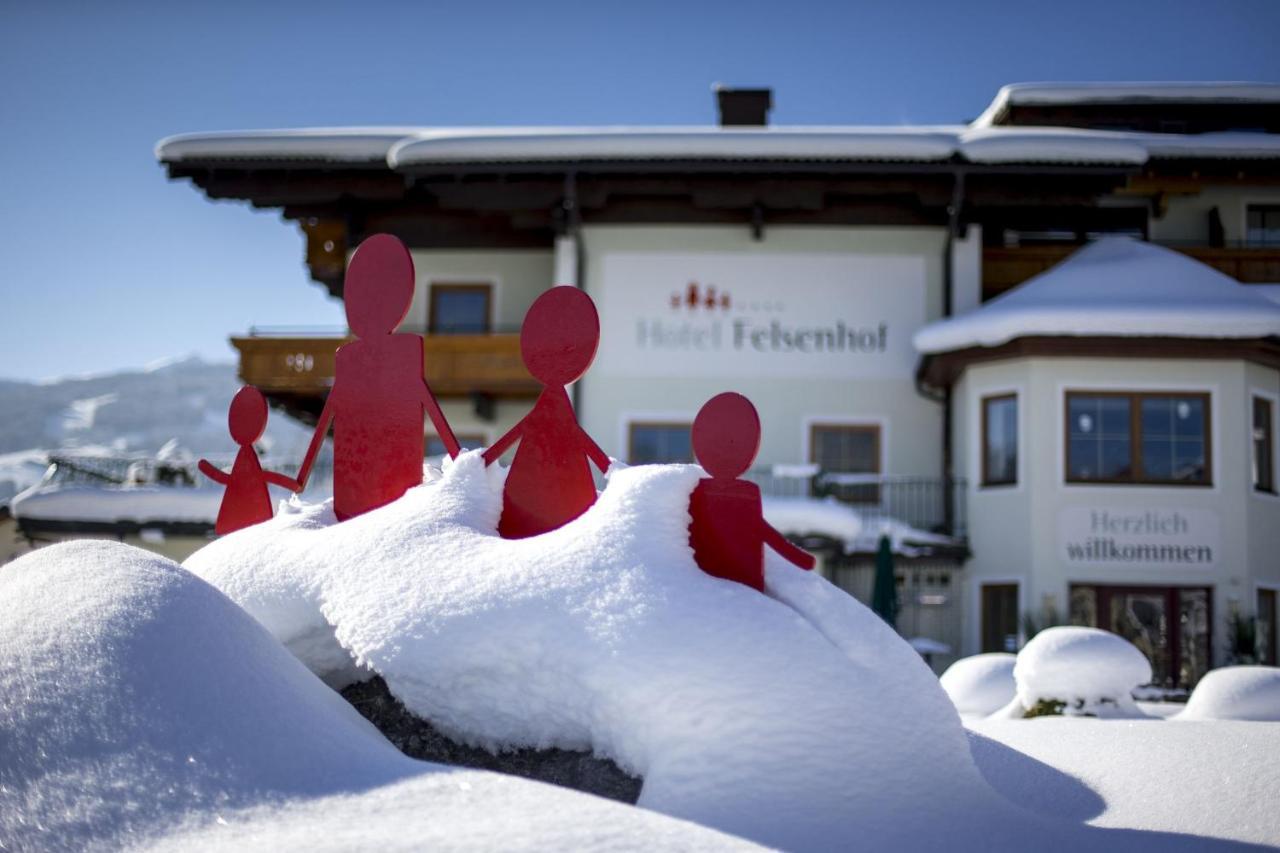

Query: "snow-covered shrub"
left=940, top=653, right=1016, bottom=717
left=1180, top=666, right=1280, bottom=721
left=1006, top=626, right=1151, bottom=718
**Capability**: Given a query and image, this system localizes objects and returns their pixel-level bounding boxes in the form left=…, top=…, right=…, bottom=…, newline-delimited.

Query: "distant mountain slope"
left=0, top=356, right=311, bottom=460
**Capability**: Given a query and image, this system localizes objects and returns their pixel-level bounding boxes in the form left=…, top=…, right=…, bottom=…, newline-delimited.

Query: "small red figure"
left=295, top=234, right=460, bottom=520
left=199, top=386, right=302, bottom=535
left=688, top=392, right=816, bottom=591
left=483, top=286, right=610, bottom=539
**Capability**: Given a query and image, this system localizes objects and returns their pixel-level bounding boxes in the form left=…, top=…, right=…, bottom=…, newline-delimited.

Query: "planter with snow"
left=1179, top=666, right=1280, bottom=721
left=1005, top=627, right=1151, bottom=718
left=940, top=653, right=1016, bottom=717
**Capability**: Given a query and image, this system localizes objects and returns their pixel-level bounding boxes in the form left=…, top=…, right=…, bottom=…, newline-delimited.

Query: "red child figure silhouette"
left=295, top=233, right=460, bottom=520
left=688, top=392, right=816, bottom=591
left=198, top=386, right=302, bottom=535
left=482, top=286, right=610, bottom=539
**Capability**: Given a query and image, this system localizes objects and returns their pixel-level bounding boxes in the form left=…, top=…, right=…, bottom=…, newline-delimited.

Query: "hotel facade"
left=159, top=83, right=1280, bottom=684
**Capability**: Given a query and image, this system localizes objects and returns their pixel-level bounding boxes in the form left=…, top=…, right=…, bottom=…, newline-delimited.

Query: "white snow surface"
left=968, top=715, right=1280, bottom=846
left=941, top=653, right=1018, bottom=717
left=182, top=450, right=1172, bottom=852
left=0, top=540, right=758, bottom=852
left=1180, top=666, right=1280, bottom=722
left=760, top=495, right=861, bottom=545
left=913, top=237, right=1280, bottom=354
left=1010, top=627, right=1152, bottom=717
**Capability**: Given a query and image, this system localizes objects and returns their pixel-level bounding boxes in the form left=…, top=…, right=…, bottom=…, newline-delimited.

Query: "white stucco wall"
left=577, top=225, right=949, bottom=472
left=1151, top=186, right=1280, bottom=244
left=400, top=249, right=554, bottom=334
left=959, top=356, right=1280, bottom=665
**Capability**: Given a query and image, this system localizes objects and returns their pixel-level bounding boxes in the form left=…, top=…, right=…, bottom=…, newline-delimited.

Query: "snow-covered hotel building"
left=159, top=83, right=1280, bottom=684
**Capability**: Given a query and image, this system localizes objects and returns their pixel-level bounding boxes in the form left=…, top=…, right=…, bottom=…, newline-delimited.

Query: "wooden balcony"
left=231, top=332, right=539, bottom=421
left=983, top=244, right=1280, bottom=299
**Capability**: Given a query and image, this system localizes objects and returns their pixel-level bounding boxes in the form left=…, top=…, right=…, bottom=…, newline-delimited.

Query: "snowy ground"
left=3, top=452, right=1278, bottom=850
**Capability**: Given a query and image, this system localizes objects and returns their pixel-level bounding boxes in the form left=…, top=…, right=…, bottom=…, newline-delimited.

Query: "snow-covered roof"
left=157, top=124, right=1280, bottom=170
left=973, top=81, right=1280, bottom=127
left=913, top=237, right=1280, bottom=354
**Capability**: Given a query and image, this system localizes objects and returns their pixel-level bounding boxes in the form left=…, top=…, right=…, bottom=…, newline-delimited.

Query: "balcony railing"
left=983, top=243, right=1280, bottom=298
left=230, top=330, right=541, bottom=399
left=746, top=467, right=968, bottom=541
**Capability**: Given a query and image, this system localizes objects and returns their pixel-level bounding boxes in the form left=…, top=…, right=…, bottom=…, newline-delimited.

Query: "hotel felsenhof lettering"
left=596, top=252, right=926, bottom=380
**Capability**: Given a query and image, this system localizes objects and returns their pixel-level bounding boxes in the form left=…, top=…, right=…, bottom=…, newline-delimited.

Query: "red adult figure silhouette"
left=688, top=392, right=816, bottom=591
left=199, top=386, right=302, bottom=535
left=482, top=286, right=610, bottom=539
left=295, top=234, right=460, bottom=520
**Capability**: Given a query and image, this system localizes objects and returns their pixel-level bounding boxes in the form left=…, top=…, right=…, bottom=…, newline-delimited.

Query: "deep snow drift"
left=0, top=541, right=758, bottom=851
left=181, top=452, right=1252, bottom=851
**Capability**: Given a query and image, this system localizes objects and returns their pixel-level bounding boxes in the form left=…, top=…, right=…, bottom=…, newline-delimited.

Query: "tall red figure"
left=295, top=234, right=460, bottom=520
left=688, top=392, right=816, bottom=591
left=199, top=386, right=302, bottom=535
left=483, top=286, right=610, bottom=539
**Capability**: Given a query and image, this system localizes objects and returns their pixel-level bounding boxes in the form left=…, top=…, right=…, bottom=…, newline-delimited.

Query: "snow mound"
left=1180, top=666, right=1280, bottom=721
left=0, top=540, right=759, bottom=851
left=941, top=653, right=1017, bottom=717
left=1008, top=627, right=1152, bottom=717
left=184, top=451, right=1060, bottom=851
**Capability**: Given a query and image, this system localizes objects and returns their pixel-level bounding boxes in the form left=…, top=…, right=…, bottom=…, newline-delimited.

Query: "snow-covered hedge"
left=1006, top=627, right=1151, bottom=718
left=1180, top=666, right=1280, bottom=722
left=940, top=653, right=1017, bottom=717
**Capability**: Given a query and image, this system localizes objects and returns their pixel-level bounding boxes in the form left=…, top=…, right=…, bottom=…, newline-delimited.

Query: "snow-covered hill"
left=0, top=357, right=312, bottom=503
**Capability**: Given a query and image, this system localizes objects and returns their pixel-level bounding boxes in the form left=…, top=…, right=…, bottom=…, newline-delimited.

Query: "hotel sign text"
left=1057, top=507, right=1220, bottom=569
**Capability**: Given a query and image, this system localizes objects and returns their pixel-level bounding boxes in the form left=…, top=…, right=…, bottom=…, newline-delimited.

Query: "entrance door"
left=1070, top=584, right=1211, bottom=687
left=981, top=583, right=1019, bottom=653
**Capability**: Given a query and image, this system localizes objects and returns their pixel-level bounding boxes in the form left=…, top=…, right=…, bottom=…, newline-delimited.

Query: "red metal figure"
left=295, top=234, right=460, bottom=520
left=688, top=392, right=816, bottom=591
left=483, top=286, right=610, bottom=539
left=199, top=386, right=302, bottom=535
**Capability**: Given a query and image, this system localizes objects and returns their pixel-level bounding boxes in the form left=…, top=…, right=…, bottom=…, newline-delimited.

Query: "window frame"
left=626, top=421, right=693, bottom=465
left=428, top=282, right=493, bottom=335
left=1253, top=394, right=1277, bottom=494
left=1245, top=203, right=1280, bottom=247
left=980, top=392, right=1018, bottom=487
left=808, top=422, right=883, bottom=504
left=1063, top=390, right=1212, bottom=487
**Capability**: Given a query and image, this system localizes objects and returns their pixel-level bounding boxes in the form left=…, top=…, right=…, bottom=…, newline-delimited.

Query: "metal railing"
left=745, top=467, right=968, bottom=539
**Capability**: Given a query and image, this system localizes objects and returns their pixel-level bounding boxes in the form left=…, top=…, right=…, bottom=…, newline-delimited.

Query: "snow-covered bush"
left=1180, top=666, right=1280, bottom=721
left=1006, top=627, right=1151, bottom=718
left=940, top=653, right=1016, bottom=717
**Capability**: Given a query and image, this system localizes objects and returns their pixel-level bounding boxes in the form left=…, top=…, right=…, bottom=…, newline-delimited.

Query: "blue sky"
left=2, top=0, right=1278, bottom=381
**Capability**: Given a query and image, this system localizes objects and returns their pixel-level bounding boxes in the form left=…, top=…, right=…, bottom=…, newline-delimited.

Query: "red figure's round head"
left=521, top=286, right=600, bottom=386
left=228, top=386, right=269, bottom=446
left=344, top=234, right=415, bottom=339
left=693, top=392, right=761, bottom=479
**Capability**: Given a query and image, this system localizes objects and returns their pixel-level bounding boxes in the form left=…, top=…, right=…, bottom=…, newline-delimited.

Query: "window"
left=810, top=423, right=881, bottom=502
left=429, top=283, right=491, bottom=334
left=1254, top=396, right=1276, bottom=494
left=1259, top=588, right=1278, bottom=666
left=1246, top=205, right=1280, bottom=247
left=426, top=433, right=487, bottom=458
left=1066, top=392, right=1210, bottom=485
left=628, top=423, right=692, bottom=464
left=981, top=394, right=1017, bottom=486
left=981, top=583, right=1019, bottom=653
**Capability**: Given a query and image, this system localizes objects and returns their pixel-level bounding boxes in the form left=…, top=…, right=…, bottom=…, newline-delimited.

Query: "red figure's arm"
left=482, top=421, right=524, bottom=466
left=579, top=429, right=611, bottom=474
left=763, top=523, right=816, bottom=571
left=295, top=393, right=336, bottom=488
left=198, top=459, right=231, bottom=485
left=419, top=380, right=461, bottom=459
left=264, top=471, right=303, bottom=492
